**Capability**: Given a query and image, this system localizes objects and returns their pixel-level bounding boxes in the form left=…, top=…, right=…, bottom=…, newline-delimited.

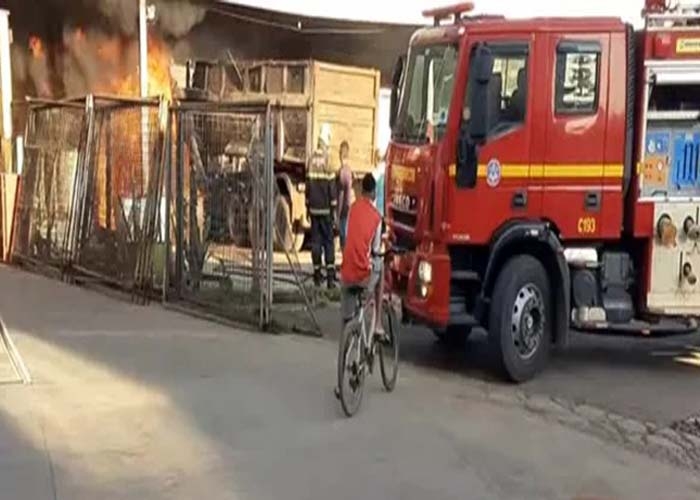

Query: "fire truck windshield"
left=394, top=43, right=458, bottom=144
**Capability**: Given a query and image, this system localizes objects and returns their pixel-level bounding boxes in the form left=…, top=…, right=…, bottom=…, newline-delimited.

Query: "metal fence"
left=166, top=102, right=321, bottom=333
left=13, top=101, right=84, bottom=273
left=13, top=96, right=169, bottom=302
left=166, top=102, right=273, bottom=327
left=14, top=96, right=323, bottom=332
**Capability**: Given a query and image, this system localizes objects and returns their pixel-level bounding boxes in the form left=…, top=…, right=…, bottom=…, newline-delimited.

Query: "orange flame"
left=29, top=29, right=173, bottom=100
left=110, top=34, right=172, bottom=100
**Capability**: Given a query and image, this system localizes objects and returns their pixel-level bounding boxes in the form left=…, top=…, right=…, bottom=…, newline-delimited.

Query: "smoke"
left=80, top=0, right=207, bottom=38
left=155, top=1, right=207, bottom=38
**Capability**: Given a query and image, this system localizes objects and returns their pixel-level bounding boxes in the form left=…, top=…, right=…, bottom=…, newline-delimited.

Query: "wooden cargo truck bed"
left=311, top=61, right=380, bottom=174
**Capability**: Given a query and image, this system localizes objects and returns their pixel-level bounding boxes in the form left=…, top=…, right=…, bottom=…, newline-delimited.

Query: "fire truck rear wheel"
left=489, top=255, right=551, bottom=383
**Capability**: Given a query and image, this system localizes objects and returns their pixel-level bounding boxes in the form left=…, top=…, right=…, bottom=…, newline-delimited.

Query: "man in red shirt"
left=340, top=174, right=383, bottom=331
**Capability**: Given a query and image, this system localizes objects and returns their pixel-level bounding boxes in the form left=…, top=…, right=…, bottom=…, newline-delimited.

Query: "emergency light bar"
left=422, top=2, right=475, bottom=26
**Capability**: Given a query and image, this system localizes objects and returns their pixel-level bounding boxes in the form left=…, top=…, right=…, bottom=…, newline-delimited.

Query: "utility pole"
left=139, top=0, right=148, bottom=99
left=139, top=0, right=150, bottom=200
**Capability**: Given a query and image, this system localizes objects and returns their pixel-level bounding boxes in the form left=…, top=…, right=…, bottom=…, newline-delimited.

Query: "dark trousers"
left=310, top=215, right=335, bottom=271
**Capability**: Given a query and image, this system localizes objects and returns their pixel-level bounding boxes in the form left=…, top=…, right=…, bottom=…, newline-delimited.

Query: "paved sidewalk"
left=0, top=266, right=699, bottom=500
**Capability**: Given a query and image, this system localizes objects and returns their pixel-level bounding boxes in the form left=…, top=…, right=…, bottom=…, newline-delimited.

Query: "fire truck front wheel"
left=489, top=255, right=552, bottom=383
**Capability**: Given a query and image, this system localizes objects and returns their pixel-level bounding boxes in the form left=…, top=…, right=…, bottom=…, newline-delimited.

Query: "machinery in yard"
left=386, top=0, right=700, bottom=381
left=186, top=59, right=381, bottom=251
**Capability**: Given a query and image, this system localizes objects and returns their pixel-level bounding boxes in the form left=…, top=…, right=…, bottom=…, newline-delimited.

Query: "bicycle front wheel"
left=378, top=299, right=399, bottom=392
left=337, top=318, right=365, bottom=417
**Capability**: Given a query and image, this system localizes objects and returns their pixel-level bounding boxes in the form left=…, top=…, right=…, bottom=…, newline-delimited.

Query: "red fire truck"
left=387, top=0, right=700, bottom=381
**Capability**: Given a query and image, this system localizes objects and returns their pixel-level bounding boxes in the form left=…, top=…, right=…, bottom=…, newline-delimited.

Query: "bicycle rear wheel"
left=378, top=299, right=399, bottom=392
left=337, top=318, right=365, bottom=417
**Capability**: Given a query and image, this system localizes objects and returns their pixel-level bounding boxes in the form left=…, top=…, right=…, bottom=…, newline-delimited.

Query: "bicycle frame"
left=348, top=293, right=377, bottom=376
left=337, top=248, right=402, bottom=416
left=345, top=248, right=402, bottom=388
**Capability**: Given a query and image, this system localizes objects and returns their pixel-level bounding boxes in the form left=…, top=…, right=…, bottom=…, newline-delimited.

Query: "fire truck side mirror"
left=390, top=55, right=405, bottom=130
left=455, top=44, right=493, bottom=188
left=467, top=43, right=494, bottom=142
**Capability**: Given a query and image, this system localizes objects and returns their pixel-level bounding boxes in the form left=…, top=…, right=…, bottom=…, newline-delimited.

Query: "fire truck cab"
left=387, top=1, right=700, bottom=381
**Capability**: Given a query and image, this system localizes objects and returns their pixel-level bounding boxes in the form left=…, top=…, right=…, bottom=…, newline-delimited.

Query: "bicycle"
left=336, top=248, right=402, bottom=417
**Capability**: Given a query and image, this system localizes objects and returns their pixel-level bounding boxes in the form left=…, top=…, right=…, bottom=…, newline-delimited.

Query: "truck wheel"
left=432, top=326, right=471, bottom=347
left=227, top=200, right=249, bottom=247
left=273, top=195, right=303, bottom=253
left=489, top=255, right=551, bottom=383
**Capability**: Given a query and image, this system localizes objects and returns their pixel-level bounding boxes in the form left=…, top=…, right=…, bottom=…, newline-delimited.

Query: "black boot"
left=313, top=268, right=322, bottom=287
left=327, top=266, right=337, bottom=290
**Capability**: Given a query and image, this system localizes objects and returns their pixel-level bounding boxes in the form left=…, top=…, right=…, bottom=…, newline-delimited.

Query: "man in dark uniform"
left=306, top=125, right=337, bottom=289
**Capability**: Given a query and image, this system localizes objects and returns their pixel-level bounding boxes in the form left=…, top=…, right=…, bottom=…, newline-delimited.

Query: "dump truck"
left=186, top=59, right=381, bottom=251
left=386, top=0, right=700, bottom=382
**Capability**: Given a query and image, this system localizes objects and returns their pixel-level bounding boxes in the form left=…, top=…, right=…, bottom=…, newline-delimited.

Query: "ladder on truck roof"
left=645, top=1, right=700, bottom=30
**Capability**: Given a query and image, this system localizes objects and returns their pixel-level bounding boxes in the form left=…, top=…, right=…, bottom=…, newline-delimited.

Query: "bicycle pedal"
left=333, top=387, right=340, bottom=400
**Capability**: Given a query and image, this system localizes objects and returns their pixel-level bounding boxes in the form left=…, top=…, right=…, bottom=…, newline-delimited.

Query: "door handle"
left=512, top=190, right=527, bottom=209
left=585, top=191, right=600, bottom=212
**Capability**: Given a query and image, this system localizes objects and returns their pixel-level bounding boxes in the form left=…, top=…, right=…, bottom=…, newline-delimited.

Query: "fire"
left=27, top=28, right=173, bottom=101
left=110, top=34, right=173, bottom=100
left=26, top=28, right=175, bottom=230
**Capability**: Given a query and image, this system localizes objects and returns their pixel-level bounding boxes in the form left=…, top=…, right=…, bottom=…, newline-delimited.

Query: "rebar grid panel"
left=12, top=104, right=84, bottom=270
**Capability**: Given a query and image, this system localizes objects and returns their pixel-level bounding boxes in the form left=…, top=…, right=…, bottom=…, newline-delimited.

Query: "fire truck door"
left=451, top=39, right=537, bottom=243
left=543, top=34, right=610, bottom=239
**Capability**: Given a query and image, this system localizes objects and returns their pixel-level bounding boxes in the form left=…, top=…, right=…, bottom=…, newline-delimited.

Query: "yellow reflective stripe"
left=603, top=164, right=625, bottom=178
left=451, top=163, right=627, bottom=179
left=307, top=172, right=336, bottom=180
left=309, top=208, right=331, bottom=215
left=542, top=165, right=604, bottom=178
left=475, top=164, right=529, bottom=178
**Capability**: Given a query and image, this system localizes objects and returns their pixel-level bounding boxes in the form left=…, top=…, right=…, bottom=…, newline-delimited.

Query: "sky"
left=224, top=0, right=644, bottom=26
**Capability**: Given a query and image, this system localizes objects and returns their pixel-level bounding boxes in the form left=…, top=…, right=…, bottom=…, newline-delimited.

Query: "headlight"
left=418, top=261, right=432, bottom=284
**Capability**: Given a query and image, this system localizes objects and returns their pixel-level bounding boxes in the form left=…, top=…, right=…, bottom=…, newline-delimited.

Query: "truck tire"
left=227, top=200, right=250, bottom=247
left=432, top=326, right=471, bottom=347
left=488, top=255, right=551, bottom=383
left=273, top=195, right=304, bottom=253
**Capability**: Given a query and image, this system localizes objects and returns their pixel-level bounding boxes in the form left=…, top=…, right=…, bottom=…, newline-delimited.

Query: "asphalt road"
left=1, top=265, right=699, bottom=500
left=314, top=306, right=700, bottom=427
